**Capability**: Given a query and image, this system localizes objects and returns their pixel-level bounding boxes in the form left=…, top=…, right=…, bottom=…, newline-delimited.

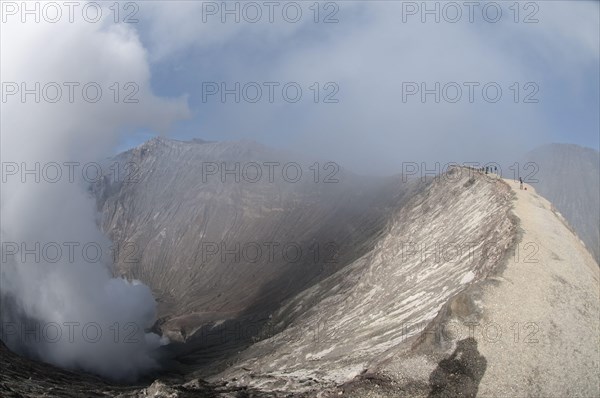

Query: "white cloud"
left=135, top=1, right=599, bottom=173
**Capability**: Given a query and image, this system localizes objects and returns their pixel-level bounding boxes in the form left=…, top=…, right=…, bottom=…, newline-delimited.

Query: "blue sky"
left=108, top=1, right=599, bottom=173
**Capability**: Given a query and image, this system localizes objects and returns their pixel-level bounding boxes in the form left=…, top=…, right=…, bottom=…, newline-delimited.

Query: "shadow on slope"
left=428, top=338, right=487, bottom=398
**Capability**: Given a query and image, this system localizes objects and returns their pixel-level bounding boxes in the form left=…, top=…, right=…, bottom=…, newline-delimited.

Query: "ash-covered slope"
left=0, top=340, right=290, bottom=398
left=209, top=170, right=599, bottom=398
left=523, top=143, right=600, bottom=263
left=93, top=137, right=413, bottom=342
left=0, top=340, right=138, bottom=398
left=213, top=168, right=518, bottom=393
left=465, top=179, right=600, bottom=398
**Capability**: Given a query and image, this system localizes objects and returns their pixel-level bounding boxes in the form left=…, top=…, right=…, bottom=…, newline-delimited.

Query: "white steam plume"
left=0, top=6, right=189, bottom=380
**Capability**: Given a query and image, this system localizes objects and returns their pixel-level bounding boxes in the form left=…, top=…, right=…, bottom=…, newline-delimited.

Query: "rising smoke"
left=0, top=7, right=189, bottom=380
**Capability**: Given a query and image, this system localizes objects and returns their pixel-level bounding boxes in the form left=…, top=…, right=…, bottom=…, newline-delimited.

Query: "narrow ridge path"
left=476, top=179, right=600, bottom=397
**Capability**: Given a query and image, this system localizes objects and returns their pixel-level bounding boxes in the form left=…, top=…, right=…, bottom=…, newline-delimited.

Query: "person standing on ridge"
left=519, top=177, right=523, bottom=190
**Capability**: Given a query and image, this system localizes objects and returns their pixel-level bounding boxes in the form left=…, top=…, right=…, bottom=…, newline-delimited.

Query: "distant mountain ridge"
left=523, top=143, right=600, bottom=264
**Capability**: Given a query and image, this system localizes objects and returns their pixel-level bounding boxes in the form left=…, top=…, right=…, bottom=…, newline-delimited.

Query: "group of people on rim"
left=463, top=165, right=525, bottom=190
